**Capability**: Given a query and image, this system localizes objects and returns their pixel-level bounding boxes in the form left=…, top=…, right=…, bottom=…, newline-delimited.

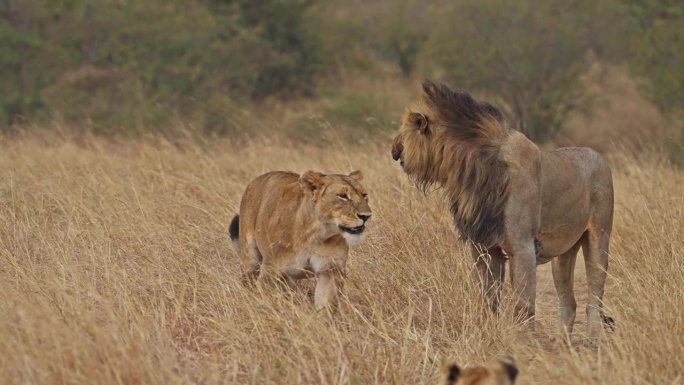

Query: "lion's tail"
left=229, top=215, right=240, bottom=255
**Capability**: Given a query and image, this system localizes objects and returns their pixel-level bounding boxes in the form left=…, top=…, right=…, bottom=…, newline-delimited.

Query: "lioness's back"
left=240, top=171, right=302, bottom=213
left=242, top=171, right=300, bottom=202
left=238, top=171, right=305, bottom=256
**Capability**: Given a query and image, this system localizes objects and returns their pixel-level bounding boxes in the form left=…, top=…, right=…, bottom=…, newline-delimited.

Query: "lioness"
left=392, top=81, right=614, bottom=342
left=229, top=170, right=371, bottom=310
left=443, top=357, right=518, bottom=385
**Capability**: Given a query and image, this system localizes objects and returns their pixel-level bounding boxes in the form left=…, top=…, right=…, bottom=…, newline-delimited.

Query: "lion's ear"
left=407, top=112, right=429, bottom=133
left=348, top=170, right=363, bottom=181
left=300, top=171, right=325, bottom=193
left=499, top=356, right=518, bottom=383
left=443, top=363, right=460, bottom=385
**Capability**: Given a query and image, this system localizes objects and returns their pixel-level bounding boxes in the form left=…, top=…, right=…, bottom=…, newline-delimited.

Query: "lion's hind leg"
left=552, top=238, right=581, bottom=337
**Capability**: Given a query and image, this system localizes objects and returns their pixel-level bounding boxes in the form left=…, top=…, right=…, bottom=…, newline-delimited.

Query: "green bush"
left=625, top=0, right=684, bottom=112
left=1, top=0, right=682, bottom=141
left=0, top=0, right=323, bottom=134
left=422, top=0, right=594, bottom=141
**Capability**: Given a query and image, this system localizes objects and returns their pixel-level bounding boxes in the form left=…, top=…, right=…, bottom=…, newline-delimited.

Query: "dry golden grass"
left=0, top=133, right=682, bottom=384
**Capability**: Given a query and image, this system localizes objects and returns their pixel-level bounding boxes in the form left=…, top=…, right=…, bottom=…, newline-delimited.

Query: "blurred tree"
left=624, top=0, right=684, bottom=112
left=423, top=0, right=595, bottom=141
left=370, top=0, right=429, bottom=77
left=0, top=0, right=682, bottom=138
left=0, top=0, right=324, bottom=133
left=209, top=0, right=322, bottom=99
left=335, top=0, right=430, bottom=77
left=0, top=0, right=64, bottom=126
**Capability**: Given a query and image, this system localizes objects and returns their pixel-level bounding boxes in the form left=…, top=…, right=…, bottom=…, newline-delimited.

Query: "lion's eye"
left=362, top=193, right=368, bottom=200
left=337, top=193, right=350, bottom=201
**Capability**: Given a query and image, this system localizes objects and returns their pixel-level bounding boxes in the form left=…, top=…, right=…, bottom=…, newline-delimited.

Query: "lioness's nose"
left=357, top=213, right=371, bottom=223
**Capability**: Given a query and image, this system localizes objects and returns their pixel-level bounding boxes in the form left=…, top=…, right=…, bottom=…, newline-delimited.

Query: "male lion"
left=443, top=357, right=518, bottom=385
left=392, top=80, right=614, bottom=342
left=229, top=170, right=371, bottom=310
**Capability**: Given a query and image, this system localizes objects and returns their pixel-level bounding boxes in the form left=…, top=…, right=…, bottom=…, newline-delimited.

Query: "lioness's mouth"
left=339, top=224, right=365, bottom=235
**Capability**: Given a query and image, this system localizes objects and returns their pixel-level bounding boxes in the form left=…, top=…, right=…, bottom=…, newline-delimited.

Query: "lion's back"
left=550, top=146, right=613, bottom=201
left=555, top=146, right=614, bottom=226
left=550, top=147, right=610, bottom=177
left=539, top=146, right=614, bottom=254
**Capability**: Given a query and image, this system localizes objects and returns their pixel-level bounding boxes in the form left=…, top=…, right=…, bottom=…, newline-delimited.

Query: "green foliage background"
left=0, top=0, right=682, bottom=140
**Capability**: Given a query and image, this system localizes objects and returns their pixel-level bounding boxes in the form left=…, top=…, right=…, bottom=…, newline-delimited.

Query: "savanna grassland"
left=1, top=129, right=682, bottom=384
left=2, top=1, right=683, bottom=383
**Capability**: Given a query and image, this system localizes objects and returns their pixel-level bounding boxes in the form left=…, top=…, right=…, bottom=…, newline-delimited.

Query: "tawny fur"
left=230, top=170, right=371, bottom=310
left=393, top=81, right=511, bottom=248
left=392, top=80, right=614, bottom=342
left=442, top=357, right=518, bottom=385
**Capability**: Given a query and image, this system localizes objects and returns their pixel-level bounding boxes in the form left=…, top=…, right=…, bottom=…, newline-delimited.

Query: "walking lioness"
left=229, top=170, right=371, bottom=310
left=392, top=80, right=614, bottom=342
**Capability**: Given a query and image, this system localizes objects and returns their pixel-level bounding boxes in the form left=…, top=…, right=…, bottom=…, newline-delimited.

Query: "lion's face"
left=392, top=109, right=444, bottom=187
left=392, top=80, right=512, bottom=249
left=300, top=170, right=372, bottom=245
left=443, top=357, right=518, bottom=385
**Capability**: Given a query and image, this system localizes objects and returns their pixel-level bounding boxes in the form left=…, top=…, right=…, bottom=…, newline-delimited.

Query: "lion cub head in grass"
left=443, top=357, right=518, bottom=385
left=229, top=170, right=371, bottom=310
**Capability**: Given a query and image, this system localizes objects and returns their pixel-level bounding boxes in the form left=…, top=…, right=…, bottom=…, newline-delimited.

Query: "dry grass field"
left=0, top=132, right=682, bottom=384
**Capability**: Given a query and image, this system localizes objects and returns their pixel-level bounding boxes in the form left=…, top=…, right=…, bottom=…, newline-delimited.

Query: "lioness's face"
left=300, top=170, right=372, bottom=244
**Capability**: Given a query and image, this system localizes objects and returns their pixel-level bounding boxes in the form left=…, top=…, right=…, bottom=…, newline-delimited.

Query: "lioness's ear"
left=300, top=171, right=324, bottom=193
left=407, top=111, right=429, bottom=133
left=349, top=170, right=363, bottom=181
left=444, top=363, right=460, bottom=385
left=499, top=356, right=518, bottom=383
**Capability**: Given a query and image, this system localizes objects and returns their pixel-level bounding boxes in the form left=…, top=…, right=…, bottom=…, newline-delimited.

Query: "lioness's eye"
left=337, top=193, right=350, bottom=201
left=362, top=193, right=368, bottom=200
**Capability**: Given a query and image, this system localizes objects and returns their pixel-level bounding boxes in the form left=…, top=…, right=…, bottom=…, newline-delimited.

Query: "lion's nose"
left=391, top=145, right=403, bottom=161
left=357, top=213, right=371, bottom=223
left=392, top=137, right=404, bottom=161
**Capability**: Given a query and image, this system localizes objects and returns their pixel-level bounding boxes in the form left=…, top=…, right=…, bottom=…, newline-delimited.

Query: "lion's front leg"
left=470, top=244, right=506, bottom=314
left=506, top=241, right=537, bottom=327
